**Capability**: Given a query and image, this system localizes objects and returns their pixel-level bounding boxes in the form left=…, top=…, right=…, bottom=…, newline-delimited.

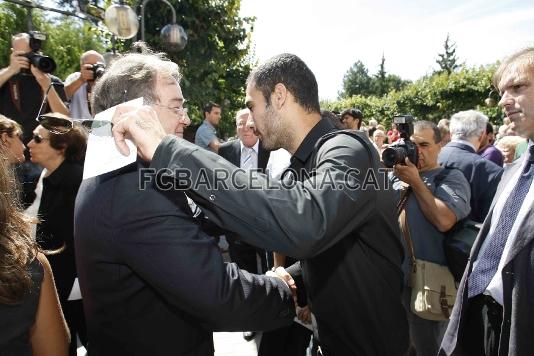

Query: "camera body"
left=20, top=31, right=57, bottom=74
left=89, top=62, right=106, bottom=80
left=381, top=115, right=419, bottom=168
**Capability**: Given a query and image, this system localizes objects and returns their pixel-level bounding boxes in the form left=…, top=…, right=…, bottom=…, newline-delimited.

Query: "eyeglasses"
left=37, top=115, right=109, bottom=134
left=32, top=133, right=50, bottom=144
left=152, top=103, right=188, bottom=119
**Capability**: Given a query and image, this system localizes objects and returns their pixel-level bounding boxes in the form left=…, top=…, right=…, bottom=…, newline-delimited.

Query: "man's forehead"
left=412, top=129, right=434, bottom=143
left=12, top=38, right=30, bottom=51
left=498, top=64, right=532, bottom=91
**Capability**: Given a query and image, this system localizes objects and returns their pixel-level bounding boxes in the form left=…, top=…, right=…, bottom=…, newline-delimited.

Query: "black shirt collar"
left=291, top=118, right=337, bottom=167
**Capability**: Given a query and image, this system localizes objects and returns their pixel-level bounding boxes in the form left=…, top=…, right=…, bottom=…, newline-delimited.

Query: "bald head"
left=81, top=50, right=104, bottom=66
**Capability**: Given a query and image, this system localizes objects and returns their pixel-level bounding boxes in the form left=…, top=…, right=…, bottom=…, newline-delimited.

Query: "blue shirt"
left=391, top=167, right=471, bottom=280
left=195, top=120, right=218, bottom=151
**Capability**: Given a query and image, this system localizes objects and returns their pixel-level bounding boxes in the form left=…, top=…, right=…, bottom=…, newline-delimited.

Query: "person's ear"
left=272, top=83, right=287, bottom=109
left=1, top=133, right=9, bottom=147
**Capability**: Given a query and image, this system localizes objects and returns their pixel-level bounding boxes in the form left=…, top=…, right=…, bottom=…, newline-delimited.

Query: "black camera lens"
left=382, top=146, right=407, bottom=168
left=26, top=53, right=56, bottom=73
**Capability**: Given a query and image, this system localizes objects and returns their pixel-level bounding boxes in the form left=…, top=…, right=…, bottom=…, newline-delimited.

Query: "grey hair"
left=235, top=108, right=249, bottom=122
left=91, top=43, right=181, bottom=114
left=449, top=110, right=488, bottom=140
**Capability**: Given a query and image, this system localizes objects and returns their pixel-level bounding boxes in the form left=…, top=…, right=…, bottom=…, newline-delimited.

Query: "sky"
left=239, top=0, right=534, bottom=101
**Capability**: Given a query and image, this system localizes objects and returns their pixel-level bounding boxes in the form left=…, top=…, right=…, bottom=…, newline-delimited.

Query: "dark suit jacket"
left=151, top=121, right=409, bottom=355
left=74, top=162, right=294, bottom=356
left=218, top=140, right=271, bottom=272
left=218, top=139, right=271, bottom=171
left=438, top=141, right=503, bottom=223
left=440, top=152, right=534, bottom=356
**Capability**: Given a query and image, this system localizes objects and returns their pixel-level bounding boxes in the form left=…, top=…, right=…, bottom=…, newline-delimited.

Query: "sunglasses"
left=37, top=115, right=109, bottom=134
left=32, top=133, right=50, bottom=144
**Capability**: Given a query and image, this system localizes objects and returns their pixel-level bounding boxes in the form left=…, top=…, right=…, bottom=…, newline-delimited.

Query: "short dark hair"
left=414, top=120, right=442, bottom=144
left=340, top=108, right=363, bottom=129
left=46, top=115, right=87, bottom=163
left=321, top=110, right=344, bottom=129
left=203, top=102, right=221, bottom=115
left=246, top=53, right=320, bottom=114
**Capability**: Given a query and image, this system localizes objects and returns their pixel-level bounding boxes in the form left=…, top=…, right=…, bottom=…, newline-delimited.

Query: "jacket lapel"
left=503, top=199, right=534, bottom=266
left=488, top=155, right=525, bottom=213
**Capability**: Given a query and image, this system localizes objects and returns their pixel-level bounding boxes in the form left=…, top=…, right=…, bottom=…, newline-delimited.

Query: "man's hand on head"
left=393, top=157, right=421, bottom=187
left=111, top=104, right=166, bottom=161
left=8, top=49, right=30, bottom=75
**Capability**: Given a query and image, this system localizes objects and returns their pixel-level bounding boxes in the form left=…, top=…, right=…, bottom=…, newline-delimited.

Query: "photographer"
left=64, top=50, right=105, bottom=119
left=0, top=32, right=68, bottom=145
left=390, top=120, right=471, bottom=356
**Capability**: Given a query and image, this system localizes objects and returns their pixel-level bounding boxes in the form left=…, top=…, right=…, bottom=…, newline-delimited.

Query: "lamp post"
left=485, top=89, right=498, bottom=107
left=141, top=0, right=187, bottom=51
left=104, top=0, right=187, bottom=51
left=104, top=1, right=139, bottom=40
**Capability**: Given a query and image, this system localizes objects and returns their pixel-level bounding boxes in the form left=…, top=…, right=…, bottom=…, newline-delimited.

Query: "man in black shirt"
left=111, top=53, right=409, bottom=355
left=0, top=32, right=67, bottom=144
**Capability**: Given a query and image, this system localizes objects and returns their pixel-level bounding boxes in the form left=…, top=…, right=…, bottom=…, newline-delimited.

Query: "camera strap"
left=8, top=79, right=22, bottom=114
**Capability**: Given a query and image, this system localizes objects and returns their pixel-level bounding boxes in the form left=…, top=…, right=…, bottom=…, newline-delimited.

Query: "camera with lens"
left=89, top=62, right=106, bottom=80
left=381, top=115, right=419, bottom=168
left=21, top=31, right=56, bottom=74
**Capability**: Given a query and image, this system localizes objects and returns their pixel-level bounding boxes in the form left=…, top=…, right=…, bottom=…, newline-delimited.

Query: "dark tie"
left=468, top=145, right=534, bottom=298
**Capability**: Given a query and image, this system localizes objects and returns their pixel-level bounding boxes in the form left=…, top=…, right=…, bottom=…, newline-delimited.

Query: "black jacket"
left=74, top=161, right=294, bottom=356
left=37, top=160, right=83, bottom=302
left=151, top=119, right=409, bottom=355
left=438, top=141, right=503, bottom=223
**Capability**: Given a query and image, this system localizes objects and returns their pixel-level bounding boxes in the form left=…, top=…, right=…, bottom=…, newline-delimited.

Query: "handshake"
left=266, top=266, right=312, bottom=326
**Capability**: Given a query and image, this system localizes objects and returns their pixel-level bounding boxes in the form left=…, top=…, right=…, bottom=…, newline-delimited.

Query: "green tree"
left=324, top=64, right=502, bottom=127
left=436, top=34, right=460, bottom=75
left=372, top=54, right=387, bottom=96
left=340, top=60, right=372, bottom=98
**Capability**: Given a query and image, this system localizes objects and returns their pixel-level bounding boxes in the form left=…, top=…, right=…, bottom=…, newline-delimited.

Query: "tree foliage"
left=436, top=34, right=460, bottom=75
left=340, top=56, right=410, bottom=98
left=324, top=64, right=502, bottom=128
left=341, top=60, right=371, bottom=98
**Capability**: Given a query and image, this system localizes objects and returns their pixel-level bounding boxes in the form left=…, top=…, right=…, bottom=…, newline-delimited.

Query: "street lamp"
left=104, top=0, right=187, bottom=51
left=104, top=1, right=139, bottom=40
left=485, top=89, right=498, bottom=107
left=141, top=0, right=187, bottom=51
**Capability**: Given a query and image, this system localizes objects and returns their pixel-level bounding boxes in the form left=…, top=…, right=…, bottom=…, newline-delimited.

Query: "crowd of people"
left=0, top=30, right=532, bottom=356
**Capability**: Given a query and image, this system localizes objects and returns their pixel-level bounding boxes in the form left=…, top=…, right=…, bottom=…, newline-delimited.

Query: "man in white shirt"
left=440, top=47, right=534, bottom=356
left=64, top=50, right=105, bottom=119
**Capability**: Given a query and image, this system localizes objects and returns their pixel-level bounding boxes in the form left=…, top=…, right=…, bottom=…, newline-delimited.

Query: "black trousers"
left=458, top=294, right=503, bottom=356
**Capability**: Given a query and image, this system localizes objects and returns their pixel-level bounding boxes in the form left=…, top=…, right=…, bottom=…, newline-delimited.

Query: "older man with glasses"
left=73, top=44, right=295, bottom=356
